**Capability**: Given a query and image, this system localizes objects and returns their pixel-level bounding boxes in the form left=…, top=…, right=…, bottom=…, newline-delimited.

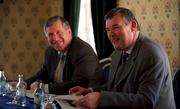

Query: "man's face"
left=45, top=21, right=72, bottom=52
left=105, top=15, right=135, bottom=50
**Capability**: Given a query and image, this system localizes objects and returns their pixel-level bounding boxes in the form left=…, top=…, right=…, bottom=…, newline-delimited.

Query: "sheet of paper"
left=51, top=95, right=86, bottom=109
left=52, top=95, right=83, bottom=101
left=26, top=90, right=34, bottom=98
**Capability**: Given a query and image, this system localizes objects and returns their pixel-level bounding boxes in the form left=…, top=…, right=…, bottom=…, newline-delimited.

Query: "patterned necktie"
left=54, top=53, right=65, bottom=82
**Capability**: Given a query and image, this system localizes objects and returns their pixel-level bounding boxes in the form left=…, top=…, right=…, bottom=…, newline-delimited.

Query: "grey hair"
left=44, top=16, right=70, bottom=36
left=105, top=7, right=140, bottom=31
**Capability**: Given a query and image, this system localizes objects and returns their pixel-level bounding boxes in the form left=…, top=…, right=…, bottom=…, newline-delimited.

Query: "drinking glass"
left=6, top=82, right=18, bottom=105
left=44, top=94, right=57, bottom=109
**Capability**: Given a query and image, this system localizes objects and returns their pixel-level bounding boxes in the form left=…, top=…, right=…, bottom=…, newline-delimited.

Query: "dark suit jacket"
left=26, top=37, right=103, bottom=94
left=99, top=33, right=176, bottom=109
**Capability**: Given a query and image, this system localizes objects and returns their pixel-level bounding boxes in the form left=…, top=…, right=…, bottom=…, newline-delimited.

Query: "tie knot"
left=61, top=53, right=66, bottom=60
left=122, top=52, right=129, bottom=62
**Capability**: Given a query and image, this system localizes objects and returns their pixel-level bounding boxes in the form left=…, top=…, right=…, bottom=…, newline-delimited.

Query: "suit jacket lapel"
left=114, top=55, right=134, bottom=86
left=112, top=34, right=145, bottom=89
left=108, top=51, right=122, bottom=89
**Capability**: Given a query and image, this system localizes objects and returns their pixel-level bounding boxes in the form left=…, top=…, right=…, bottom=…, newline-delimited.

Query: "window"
left=78, top=0, right=96, bottom=53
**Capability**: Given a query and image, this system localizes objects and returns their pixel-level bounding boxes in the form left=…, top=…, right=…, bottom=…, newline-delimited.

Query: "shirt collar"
left=58, top=51, right=67, bottom=57
left=124, top=45, right=133, bottom=55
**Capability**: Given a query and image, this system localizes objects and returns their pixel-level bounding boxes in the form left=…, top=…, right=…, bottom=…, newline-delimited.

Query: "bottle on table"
left=16, top=74, right=27, bottom=107
left=0, top=69, right=6, bottom=96
left=34, top=79, right=45, bottom=109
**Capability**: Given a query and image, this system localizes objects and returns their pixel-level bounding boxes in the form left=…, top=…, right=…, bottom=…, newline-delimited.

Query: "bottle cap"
left=36, top=79, right=42, bottom=83
left=18, top=74, right=23, bottom=78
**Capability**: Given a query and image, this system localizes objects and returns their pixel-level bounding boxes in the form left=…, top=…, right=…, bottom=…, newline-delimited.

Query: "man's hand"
left=30, top=82, right=37, bottom=92
left=69, top=86, right=91, bottom=95
left=73, top=92, right=101, bottom=109
left=30, top=82, right=45, bottom=92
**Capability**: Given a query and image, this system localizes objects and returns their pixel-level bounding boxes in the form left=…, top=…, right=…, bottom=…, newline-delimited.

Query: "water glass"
left=44, top=94, right=57, bottom=109
left=6, top=82, right=18, bottom=105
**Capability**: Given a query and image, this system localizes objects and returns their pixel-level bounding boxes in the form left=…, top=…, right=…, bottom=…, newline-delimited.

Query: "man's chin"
left=57, top=47, right=66, bottom=52
left=114, top=45, right=123, bottom=50
left=53, top=46, right=64, bottom=51
left=113, top=44, right=118, bottom=49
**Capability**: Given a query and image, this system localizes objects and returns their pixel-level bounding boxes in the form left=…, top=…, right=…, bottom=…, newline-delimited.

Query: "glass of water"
left=44, top=94, right=57, bottom=109
left=6, top=81, right=18, bottom=105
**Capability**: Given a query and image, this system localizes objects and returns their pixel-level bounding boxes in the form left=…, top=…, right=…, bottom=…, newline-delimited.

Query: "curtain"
left=63, top=0, right=81, bottom=36
left=91, top=0, right=116, bottom=59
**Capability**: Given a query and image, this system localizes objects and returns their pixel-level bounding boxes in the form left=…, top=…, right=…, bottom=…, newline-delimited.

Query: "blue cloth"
left=0, top=96, right=34, bottom=109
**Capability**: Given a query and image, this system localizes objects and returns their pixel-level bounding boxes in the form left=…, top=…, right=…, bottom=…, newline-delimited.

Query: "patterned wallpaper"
left=0, top=0, right=63, bottom=80
left=117, top=0, right=180, bottom=76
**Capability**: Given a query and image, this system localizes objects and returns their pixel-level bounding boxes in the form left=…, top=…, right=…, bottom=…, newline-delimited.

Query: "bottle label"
left=34, top=89, right=45, bottom=109
left=34, top=94, right=40, bottom=104
left=16, top=88, right=26, bottom=97
left=34, top=94, right=41, bottom=108
left=0, top=81, right=6, bottom=96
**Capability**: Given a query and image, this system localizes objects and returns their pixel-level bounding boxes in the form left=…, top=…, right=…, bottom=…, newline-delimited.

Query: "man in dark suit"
left=26, top=16, right=103, bottom=95
left=69, top=7, right=176, bottom=109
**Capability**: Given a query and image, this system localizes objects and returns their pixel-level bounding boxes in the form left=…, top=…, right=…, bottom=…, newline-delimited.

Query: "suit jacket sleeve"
left=26, top=46, right=56, bottom=89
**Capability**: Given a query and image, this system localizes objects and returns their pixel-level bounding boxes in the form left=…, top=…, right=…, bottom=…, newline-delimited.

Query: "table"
left=0, top=96, right=34, bottom=109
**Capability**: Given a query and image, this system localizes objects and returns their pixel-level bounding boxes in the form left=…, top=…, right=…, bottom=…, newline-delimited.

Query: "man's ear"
left=67, top=27, right=72, bottom=34
left=131, top=20, right=137, bottom=31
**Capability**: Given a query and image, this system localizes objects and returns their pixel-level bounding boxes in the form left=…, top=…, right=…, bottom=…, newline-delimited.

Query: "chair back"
left=99, top=57, right=112, bottom=82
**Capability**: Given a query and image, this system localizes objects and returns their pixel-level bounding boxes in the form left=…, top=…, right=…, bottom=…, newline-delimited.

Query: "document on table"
left=26, top=90, right=86, bottom=109
left=51, top=94, right=83, bottom=101
left=26, top=90, right=34, bottom=98
left=51, top=95, right=86, bottom=109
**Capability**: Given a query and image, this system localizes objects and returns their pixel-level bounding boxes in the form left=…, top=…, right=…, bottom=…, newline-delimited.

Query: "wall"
left=117, top=0, right=180, bottom=76
left=0, top=0, right=179, bottom=80
left=0, top=0, right=63, bottom=80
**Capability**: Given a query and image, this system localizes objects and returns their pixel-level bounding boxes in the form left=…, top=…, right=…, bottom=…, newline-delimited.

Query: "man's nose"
left=51, top=33, right=59, bottom=40
left=49, top=35, right=58, bottom=44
